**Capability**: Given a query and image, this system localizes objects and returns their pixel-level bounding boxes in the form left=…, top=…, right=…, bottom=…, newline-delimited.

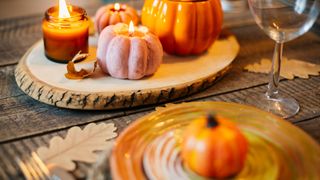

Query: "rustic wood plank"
left=223, top=11, right=256, bottom=28
left=193, top=77, right=320, bottom=124
left=1, top=75, right=319, bottom=143
left=0, top=66, right=24, bottom=99
left=295, top=116, right=320, bottom=144
left=0, top=104, right=319, bottom=180
left=0, top=16, right=42, bottom=67
left=0, top=95, right=126, bottom=143
left=0, top=119, right=127, bottom=179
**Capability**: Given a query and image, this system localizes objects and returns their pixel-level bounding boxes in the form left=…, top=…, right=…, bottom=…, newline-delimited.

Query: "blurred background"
left=0, top=0, right=146, bottom=20
left=1, top=0, right=316, bottom=31
left=0, top=0, right=250, bottom=20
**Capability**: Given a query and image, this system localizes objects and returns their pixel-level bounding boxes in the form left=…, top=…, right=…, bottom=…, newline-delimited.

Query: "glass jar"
left=42, top=6, right=89, bottom=63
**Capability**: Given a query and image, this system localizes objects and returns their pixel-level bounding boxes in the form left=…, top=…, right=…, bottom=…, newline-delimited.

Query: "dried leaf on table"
left=37, top=123, right=117, bottom=171
left=65, top=52, right=97, bottom=80
left=244, top=57, right=320, bottom=79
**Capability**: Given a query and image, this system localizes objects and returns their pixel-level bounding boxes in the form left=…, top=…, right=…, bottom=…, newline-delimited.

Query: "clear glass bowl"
left=107, top=102, right=320, bottom=179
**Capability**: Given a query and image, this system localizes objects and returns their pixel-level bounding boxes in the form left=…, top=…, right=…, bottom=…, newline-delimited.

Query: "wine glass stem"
left=266, top=42, right=283, bottom=99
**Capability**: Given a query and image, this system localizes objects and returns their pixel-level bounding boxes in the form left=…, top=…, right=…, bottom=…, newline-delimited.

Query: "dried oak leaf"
left=244, top=57, right=320, bottom=79
left=37, top=123, right=117, bottom=171
left=65, top=52, right=97, bottom=80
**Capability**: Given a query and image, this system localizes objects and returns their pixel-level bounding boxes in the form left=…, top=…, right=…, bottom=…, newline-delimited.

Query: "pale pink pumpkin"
left=95, top=4, right=139, bottom=34
left=97, top=23, right=163, bottom=80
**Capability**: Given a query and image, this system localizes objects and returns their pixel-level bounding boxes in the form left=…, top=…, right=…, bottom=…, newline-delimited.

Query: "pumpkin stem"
left=207, top=113, right=219, bottom=128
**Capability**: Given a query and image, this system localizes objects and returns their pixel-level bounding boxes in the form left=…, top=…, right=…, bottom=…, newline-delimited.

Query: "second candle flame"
left=59, top=0, right=71, bottom=18
left=114, top=3, right=120, bottom=11
left=128, top=21, right=134, bottom=36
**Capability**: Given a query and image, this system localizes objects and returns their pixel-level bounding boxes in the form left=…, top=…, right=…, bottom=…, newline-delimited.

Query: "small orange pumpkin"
left=141, top=0, right=223, bottom=55
left=181, top=114, right=248, bottom=178
left=95, top=3, right=139, bottom=34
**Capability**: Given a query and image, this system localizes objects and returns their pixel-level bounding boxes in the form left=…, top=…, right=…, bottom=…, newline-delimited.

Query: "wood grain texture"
left=0, top=120, right=127, bottom=179
left=14, top=39, right=234, bottom=110
left=194, top=76, right=320, bottom=124
left=0, top=66, right=24, bottom=99
left=1, top=75, right=319, bottom=143
left=296, top=116, right=320, bottom=143
left=15, top=60, right=230, bottom=110
left=180, top=24, right=320, bottom=100
left=0, top=105, right=319, bottom=179
left=0, top=95, right=125, bottom=143
left=0, top=16, right=42, bottom=67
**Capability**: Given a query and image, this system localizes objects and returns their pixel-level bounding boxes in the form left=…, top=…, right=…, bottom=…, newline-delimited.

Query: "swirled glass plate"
left=110, top=102, right=320, bottom=179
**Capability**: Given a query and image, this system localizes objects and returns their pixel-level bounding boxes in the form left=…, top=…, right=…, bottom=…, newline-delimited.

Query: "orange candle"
left=42, top=0, right=89, bottom=63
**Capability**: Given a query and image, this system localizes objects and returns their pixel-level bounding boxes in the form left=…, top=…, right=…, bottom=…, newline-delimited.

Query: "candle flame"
left=114, top=3, right=120, bottom=11
left=59, top=0, right=71, bottom=18
left=128, top=21, right=134, bottom=35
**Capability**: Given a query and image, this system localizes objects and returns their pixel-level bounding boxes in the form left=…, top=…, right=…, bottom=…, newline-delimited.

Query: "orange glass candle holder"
left=42, top=6, right=89, bottom=63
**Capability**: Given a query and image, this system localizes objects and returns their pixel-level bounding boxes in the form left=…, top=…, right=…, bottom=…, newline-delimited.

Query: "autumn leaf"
left=65, top=51, right=98, bottom=80
left=244, top=57, right=320, bottom=79
left=37, top=123, right=117, bottom=171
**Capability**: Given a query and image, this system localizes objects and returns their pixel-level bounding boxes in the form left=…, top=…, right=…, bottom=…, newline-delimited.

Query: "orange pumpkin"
left=181, top=114, right=248, bottom=178
left=141, top=0, right=223, bottom=55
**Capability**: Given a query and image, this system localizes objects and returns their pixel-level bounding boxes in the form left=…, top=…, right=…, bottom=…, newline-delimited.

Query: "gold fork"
left=16, top=152, right=51, bottom=180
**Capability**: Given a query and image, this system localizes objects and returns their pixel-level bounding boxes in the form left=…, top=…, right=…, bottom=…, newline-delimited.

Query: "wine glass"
left=246, top=0, right=319, bottom=118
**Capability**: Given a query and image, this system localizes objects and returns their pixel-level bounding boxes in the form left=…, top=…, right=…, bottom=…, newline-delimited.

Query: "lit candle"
left=114, top=3, right=121, bottom=12
left=42, top=0, right=89, bottom=63
left=128, top=21, right=134, bottom=36
left=94, top=3, right=139, bottom=34
left=120, top=20, right=145, bottom=37
left=97, top=22, right=163, bottom=79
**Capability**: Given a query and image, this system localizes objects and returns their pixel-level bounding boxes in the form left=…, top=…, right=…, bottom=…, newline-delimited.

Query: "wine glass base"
left=244, top=93, right=300, bottom=119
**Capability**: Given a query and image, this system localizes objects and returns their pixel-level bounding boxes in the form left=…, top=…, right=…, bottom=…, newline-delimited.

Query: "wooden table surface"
left=0, top=1, right=319, bottom=179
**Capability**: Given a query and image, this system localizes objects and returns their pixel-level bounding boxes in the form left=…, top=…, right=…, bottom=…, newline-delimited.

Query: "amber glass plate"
left=110, top=102, right=320, bottom=179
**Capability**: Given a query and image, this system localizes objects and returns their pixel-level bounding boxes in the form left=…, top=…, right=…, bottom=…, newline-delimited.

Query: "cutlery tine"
left=28, top=153, right=50, bottom=180
left=16, top=152, right=51, bottom=180
left=31, top=152, right=51, bottom=179
left=16, top=157, right=33, bottom=179
left=17, top=156, right=40, bottom=179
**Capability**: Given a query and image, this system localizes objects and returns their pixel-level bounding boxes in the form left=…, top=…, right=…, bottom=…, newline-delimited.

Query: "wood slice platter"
left=15, top=35, right=239, bottom=110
